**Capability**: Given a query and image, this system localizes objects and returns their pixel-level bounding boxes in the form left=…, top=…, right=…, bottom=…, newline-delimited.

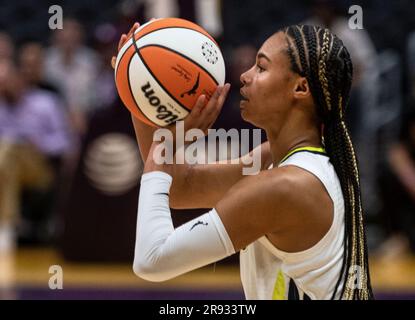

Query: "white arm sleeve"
left=133, top=171, right=235, bottom=282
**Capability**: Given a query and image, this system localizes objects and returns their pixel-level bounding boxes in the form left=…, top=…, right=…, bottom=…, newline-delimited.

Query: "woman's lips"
left=240, top=89, right=249, bottom=101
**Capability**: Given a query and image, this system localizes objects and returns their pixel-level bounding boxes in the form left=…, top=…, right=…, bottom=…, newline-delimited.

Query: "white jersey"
left=240, top=150, right=345, bottom=300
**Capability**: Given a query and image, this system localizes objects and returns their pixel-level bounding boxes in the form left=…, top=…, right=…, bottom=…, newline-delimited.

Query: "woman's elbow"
left=132, top=258, right=171, bottom=282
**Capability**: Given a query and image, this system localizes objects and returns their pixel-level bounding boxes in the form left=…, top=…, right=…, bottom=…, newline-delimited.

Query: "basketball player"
left=111, top=23, right=373, bottom=300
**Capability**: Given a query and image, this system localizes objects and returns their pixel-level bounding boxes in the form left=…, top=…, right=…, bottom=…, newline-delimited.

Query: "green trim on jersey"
left=280, top=146, right=326, bottom=165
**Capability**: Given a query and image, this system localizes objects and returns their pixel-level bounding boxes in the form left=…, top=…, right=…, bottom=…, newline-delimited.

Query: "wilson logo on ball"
left=141, top=82, right=179, bottom=125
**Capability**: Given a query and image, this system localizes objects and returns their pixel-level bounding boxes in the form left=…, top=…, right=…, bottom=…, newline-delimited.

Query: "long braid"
left=288, top=26, right=308, bottom=77
left=318, top=29, right=333, bottom=111
left=321, top=35, right=357, bottom=299
left=305, top=26, right=324, bottom=115
left=284, top=25, right=373, bottom=300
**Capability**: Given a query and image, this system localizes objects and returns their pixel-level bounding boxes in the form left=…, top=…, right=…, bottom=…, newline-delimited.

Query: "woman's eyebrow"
left=257, top=52, right=271, bottom=62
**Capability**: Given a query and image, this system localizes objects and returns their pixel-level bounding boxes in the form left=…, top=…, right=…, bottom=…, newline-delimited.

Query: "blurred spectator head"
left=0, top=32, right=14, bottom=61
left=93, top=23, right=118, bottom=63
left=311, top=0, right=342, bottom=26
left=51, top=18, right=84, bottom=54
left=18, top=42, right=45, bottom=86
left=0, top=59, right=25, bottom=104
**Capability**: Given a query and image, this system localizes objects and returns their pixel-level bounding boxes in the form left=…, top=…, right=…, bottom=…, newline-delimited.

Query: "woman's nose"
left=240, top=70, right=250, bottom=86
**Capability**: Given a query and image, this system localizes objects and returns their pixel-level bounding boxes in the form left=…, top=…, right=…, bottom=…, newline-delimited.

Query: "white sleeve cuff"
left=141, top=171, right=173, bottom=184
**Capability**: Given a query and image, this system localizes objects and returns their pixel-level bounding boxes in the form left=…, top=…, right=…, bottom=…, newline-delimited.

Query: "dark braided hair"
left=283, top=25, right=373, bottom=300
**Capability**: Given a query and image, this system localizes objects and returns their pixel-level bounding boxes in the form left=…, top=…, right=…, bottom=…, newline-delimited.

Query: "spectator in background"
left=18, top=41, right=76, bottom=173
left=44, top=18, right=99, bottom=137
left=18, top=42, right=77, bottom=241
left=0, top=58, right=72, bottom=250
left=18, top=42, right=61, bottom=96
left=92, top=23, right=119, bottom=111
left=305, top=0, right=378, bottom=138
left=377, top=110, right=415, bottom=258
left=375, top=29, right=415, bottom=256
left=0, top=32, right=14, bottom=61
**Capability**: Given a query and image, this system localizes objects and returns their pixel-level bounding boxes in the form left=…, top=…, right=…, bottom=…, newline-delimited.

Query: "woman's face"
left=240, top=32, right=299, bottom=129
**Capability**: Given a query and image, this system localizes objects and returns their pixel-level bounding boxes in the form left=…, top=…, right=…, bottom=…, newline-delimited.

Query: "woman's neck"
left=266, top=125, right=322, bottom=167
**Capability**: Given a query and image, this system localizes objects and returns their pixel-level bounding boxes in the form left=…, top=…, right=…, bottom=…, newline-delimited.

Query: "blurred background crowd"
left=1, top=0, right=415, bottom=299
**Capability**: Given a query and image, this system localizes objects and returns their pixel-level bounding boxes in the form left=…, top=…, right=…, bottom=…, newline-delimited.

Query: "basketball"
left=114, top=18, right=226, bottom=127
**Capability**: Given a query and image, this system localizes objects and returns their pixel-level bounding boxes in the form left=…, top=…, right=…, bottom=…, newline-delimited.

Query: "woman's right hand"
left=167, top=83, right=231, bottom=139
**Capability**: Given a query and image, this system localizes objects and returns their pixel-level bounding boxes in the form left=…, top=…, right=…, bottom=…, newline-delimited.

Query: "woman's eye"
left=256, top=65, right=265, bottom=72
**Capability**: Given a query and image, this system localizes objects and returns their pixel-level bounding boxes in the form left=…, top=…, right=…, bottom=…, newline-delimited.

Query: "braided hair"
left=283, top=25, right=373, bottom=300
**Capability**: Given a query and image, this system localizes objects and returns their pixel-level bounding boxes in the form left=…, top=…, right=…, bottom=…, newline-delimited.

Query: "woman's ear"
left=293, top=77, right=311, bottom=99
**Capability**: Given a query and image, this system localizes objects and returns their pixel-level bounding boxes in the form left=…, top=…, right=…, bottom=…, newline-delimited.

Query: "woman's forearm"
left=131, top=115, right=157, bottom=162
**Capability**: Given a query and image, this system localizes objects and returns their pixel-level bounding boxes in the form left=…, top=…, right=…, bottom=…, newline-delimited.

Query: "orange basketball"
left=114, top=18, right=226, bottom=127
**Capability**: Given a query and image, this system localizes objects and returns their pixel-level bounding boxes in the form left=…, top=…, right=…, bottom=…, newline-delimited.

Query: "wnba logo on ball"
left=152, top=121, right=262, bottom=175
